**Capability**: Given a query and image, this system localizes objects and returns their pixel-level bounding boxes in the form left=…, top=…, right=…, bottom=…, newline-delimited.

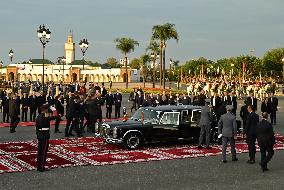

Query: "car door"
left=179, top=109, right=192, bottom=138
left=188, top=109, right=201, bottom=138
left=152, top=112, right=180, bottom=140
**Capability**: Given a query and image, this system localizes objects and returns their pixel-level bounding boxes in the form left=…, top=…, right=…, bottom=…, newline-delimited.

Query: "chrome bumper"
left=105, top=138, right=123, bottom=144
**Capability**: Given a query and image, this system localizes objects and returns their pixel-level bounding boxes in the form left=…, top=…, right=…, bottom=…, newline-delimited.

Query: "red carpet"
left=1, top=135, right=284, bottom=174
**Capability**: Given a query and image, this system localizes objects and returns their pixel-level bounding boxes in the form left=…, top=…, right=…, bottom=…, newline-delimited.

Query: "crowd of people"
left=0, top=80, right=279, bottom=172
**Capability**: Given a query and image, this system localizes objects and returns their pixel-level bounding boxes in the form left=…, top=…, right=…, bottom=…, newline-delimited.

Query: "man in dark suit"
left=218, top=105, right=238, bottom=163
left=36, top=92, right=46, bottom=114
left=197, top=99, right=212, bottom=149
left=181, top=93, right=191, bottom=105
left=105, top=91, right=114, bottom=119
left=198, top=90, right=206, bottom=106
left=247, top=93, right=257, bottom=111
left=230, top=92, right=238, bottom=115
left=129, top=88, right=138, bottom=112
left=21, top=93, right=29, bottom=122
left=94, top=83, right=101, bottom=93
left=240, top=100, right=249, bottom=136
left=9, top=94, right=20, bottom=133
left=211, top=93, right=222, bottom=119
left=28, top=92, right=37, bottom=121
left=244, top=105, right=260, bottom=164
left=47, top=94, right=55, bottom=106
left=221, top=91, right=230, bottom=106
left=267, top=93, right=278, bottom=125
left=54, top=94, right=64, bottom=133
left=256, top=112, right=275, bottom=172
left=114, top=89, right=122, bottom=118
left=2, top=93, right=10, bottom=123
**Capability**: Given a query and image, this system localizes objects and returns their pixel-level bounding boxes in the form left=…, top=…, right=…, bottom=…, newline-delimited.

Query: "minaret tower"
left=64, top=32, right=75, bottom=64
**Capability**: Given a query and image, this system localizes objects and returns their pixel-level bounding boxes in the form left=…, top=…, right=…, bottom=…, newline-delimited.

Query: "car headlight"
left=113, top=127, right=117, bottom=138
left=95, top=123, right=99, bottom=133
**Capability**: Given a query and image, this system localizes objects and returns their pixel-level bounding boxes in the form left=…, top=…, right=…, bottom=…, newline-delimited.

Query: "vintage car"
left=95, top=105, right=220, bottom=149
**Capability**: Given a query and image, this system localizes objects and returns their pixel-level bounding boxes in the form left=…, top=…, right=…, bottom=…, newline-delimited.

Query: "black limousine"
left=95, top=105, right=224, bottom=149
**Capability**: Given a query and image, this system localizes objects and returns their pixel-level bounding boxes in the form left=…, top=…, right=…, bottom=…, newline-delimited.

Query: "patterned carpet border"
left=0, top=135, right=284, bottom=174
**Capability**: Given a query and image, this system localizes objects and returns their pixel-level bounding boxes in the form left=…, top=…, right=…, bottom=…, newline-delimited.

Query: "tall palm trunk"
left=125, top=54, right=128, bottom=89
left=162, top=41, right=166, bottom=89
left=143, top=65, right=146, bottom=88
left=152, top=56, right=156, bottom=88
left=159, top=42, right=163, bottom=88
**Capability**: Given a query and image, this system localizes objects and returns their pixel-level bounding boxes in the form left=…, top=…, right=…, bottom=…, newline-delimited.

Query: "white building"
left=0, top=35, right=141, bottom=83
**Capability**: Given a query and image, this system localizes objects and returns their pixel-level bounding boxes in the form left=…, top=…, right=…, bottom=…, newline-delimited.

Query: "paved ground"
left=1, top=95, right=284, bottom=190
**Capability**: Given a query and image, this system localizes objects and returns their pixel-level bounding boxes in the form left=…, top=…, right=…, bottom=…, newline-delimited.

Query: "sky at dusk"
left=0, top=0, right=284, bottom=67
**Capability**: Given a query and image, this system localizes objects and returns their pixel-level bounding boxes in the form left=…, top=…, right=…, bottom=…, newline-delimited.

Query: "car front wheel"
left=123, top=133, right=143, bottom=150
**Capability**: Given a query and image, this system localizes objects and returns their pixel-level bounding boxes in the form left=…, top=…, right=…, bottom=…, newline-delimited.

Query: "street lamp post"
left=281, top=58, right=284, bottom=93
left=169, top=58, right=173, bottom=89
left=37, top=24, right=51, bottom=90
left=9, top=49, right=14, bottom=80
left=79, top=39, right=89, bottom=81
left=58, top=56, right=66, bottom=83
left=0, top=61, right=3, bottom=81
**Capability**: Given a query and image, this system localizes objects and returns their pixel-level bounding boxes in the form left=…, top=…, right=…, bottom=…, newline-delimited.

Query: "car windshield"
left=131, top=108, right=159, bottom=123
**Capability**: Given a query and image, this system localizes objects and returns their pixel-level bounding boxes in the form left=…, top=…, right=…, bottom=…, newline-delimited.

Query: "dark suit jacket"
left=114, top=93, right=122, bottom=107
left=21, top=97, right=29, bottom=110
left=105, top=94, right=114, bottom=107
left=256, top=119, right=275, bottom=144
left=231, top=96, right=237, bottom=110
left=181, top=96, right=191, bottom=105
left=9, top=99, right=19, bottom=117
left=211, top=96, right=221, bottom=108
left=240, top=105, right=249, bottom=122
left=247, top=96, right=257, bottom=110
left=28, top=96, right=37, bottom=111
left=244, top=112, right=259, bottom=136
left=261, top=102, right=268, bottom=113
left=198, top=94, right=206, bottom=106
left=267, top=97, right=278, bottom=112
left=55, top=99, right=64, bottom=115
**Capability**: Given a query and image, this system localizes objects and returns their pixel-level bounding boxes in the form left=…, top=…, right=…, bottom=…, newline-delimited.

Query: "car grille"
left=100, top=124, right=112, bottom=138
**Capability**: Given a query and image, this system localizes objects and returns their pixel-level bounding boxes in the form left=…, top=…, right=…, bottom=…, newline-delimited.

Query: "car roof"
left=141, top=105, right=202, bottom=112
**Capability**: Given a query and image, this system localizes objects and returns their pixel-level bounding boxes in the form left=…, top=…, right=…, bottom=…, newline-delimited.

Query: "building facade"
left=0, top=35, right=141, bottom=83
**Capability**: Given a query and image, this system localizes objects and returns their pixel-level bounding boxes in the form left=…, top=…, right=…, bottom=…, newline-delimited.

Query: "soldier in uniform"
left=36, top=104, right=56, bottom=172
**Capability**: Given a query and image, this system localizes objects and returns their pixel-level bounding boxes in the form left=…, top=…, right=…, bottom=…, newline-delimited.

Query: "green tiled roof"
left=21, top=59, right=54, bottom=65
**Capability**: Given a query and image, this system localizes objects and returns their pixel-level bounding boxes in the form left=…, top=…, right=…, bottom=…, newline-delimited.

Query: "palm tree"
left=114, top=37, right=139, bottom=89
left=146, top=40, right=160, bottom=88
left=152, top=23, right=179, bottom=89
left=140, top=54, right=151, bottom=88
